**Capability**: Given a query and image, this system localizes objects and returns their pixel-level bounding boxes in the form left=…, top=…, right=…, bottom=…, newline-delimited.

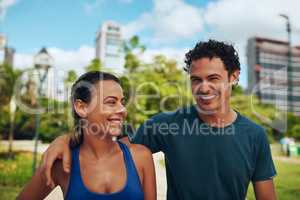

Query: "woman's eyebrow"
left=104, top=96, right=118, bottom=100
left=104, top=96, right=125, bottom=100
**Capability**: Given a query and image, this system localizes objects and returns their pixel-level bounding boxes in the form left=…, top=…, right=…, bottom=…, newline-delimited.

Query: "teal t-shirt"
left=129, top=105, right=276, bottom=200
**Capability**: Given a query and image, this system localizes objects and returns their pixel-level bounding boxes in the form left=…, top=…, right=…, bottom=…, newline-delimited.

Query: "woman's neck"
left=81, top=132, right=119, bottom=160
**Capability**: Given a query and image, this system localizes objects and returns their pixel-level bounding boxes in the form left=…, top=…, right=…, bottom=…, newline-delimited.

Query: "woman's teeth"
left=108, top=119, right=122, bottom=124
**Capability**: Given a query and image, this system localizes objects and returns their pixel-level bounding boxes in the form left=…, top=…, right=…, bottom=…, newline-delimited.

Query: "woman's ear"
left=74, top=99, right=88, bottom=118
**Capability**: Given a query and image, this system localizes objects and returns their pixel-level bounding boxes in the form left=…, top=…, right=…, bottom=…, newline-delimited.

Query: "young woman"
left=17, top=71, right=156, bottom=200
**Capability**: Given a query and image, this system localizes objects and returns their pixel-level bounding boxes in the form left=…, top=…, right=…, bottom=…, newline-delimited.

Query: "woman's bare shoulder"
left=127, top=143, right=153, bottom=162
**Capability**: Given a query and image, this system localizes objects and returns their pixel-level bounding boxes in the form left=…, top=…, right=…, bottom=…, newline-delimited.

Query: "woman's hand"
left=41, top=135, right=71, bottom=188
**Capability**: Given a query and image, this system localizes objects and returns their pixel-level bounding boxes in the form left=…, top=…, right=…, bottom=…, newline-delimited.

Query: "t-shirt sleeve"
left=251, top=128, right=277, bottom=182
left=128, top=115, right=164, bottom=153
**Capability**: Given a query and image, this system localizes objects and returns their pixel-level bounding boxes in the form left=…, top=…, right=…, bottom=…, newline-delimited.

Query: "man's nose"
left=198, top=81, right=211, bottom=94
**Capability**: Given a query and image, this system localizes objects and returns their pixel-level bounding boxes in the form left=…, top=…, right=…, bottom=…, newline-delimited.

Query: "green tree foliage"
left=64, top=70, right=77, bottom=85
left=232, top=85, right=244, bottom=96
left=286, top=113, right=300, bottom=139
left=85, top=58, right=103, bottom=72
left=0, top=64, right=22, bottom=106
left=0, top=36, right=299, bottom=143
left=123, top=35, right=145, bottom=73
left=121, top=53, right=193, bottom=128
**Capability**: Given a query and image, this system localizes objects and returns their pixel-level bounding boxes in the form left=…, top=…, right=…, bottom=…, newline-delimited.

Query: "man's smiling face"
left=190, top=57, right=238, bottom=114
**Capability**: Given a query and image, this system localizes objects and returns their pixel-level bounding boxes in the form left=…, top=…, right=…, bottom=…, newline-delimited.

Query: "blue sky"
left=1, top=0, right=300, bottom=89
left=1, top=0, right=208, bottom=52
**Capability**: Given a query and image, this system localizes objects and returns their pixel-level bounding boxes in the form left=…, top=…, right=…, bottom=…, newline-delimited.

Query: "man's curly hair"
left=184, top=39, right=240, bottom=76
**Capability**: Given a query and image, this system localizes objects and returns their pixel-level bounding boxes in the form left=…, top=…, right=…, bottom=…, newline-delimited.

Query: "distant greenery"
left=0, top=35, right=300, bottom=143
left=246, top=159, right=300, bottom=200
left=0, top=149, right=41, bottom=200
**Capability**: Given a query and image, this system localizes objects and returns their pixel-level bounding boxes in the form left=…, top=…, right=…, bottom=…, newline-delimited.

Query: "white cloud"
left=84, top=0, right=133, bottom=14
left=123, top=0, right=204, bottom=42
left=15, top=45, right=94, bottom=75
left=204, top=0, right=300, bottom=44
left=0, top=0, right=17, bottom=20
left=83, top=0, right=104, bottom=14
left=202, top=0, right=300, bottom=88
left=141, top=47, right=187, bottom=67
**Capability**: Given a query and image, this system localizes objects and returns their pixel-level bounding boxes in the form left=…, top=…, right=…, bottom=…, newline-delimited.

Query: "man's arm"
left=251, top=128, right=277, bottom=200
left=253, top=179, right=277, bottom=200
left=17, top=167, right=53, bottom=200
left=41, top=134, right=71, bottom=188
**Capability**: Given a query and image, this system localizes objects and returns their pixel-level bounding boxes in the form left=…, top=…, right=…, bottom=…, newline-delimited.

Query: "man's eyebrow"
left=207, top=74, right=222, bottom=78
left=190, top=75, right=202, bottom=79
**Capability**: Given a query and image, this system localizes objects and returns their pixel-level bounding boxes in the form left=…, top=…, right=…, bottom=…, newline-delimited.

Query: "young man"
left=42, top=40, right=277, bottom=200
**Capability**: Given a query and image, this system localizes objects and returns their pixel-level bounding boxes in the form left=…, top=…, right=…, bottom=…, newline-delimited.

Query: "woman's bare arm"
left=142, top=148, right=156, bottom=200
left=130, top=144, right=157, bottom=200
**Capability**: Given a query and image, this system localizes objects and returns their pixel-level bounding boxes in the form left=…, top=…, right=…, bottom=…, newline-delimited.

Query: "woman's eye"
left=106, top=101, right=116, bottom=105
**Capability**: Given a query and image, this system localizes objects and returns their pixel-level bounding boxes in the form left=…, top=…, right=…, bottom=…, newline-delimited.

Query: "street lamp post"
left=279, top=14, right=293, bottom=113
left=32, top=47, right=53, bottom=172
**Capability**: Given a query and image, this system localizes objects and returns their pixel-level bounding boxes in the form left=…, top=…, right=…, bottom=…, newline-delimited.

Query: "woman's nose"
left=116, top=103, right=127, bottom=115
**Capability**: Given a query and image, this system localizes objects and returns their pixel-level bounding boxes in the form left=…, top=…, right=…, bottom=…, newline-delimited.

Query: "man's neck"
left=198, top=107, right=237, bottom=128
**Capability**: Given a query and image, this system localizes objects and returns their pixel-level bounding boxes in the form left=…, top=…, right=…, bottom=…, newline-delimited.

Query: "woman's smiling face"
left=74, top=80, right=127, bottom=138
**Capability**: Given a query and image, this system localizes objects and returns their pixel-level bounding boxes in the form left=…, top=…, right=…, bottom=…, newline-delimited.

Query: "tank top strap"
left=117, top=141, right=142, bottom=187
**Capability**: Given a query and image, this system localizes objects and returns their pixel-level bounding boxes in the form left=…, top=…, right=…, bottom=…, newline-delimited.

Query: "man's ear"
left=74, top=99, right=88, bottom=118
left=230, top=70, right=240, bottom=85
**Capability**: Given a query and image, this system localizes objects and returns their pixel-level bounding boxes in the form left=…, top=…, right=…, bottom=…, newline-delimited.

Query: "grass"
left=0, top=150, right=41, bottom=200
left=246, top=159, right=300, bottom=200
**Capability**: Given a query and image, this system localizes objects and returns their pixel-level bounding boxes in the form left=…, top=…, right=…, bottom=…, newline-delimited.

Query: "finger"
left=44, top=153, right=56, bottom=187
left=62, top=150, right=71, bottom=173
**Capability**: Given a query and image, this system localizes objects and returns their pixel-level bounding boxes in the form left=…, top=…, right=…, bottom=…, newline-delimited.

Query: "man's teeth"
left=199, top=95, right=216, bottom=100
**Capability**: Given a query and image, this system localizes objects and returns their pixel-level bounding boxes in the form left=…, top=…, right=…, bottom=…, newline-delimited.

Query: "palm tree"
left=0, top=64, right=22, bottom=156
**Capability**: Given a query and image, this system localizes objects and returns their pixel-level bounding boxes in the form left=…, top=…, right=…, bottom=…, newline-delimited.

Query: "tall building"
left=95, top=21, right=124, bottom=70
left=247, top=37, right=300, bottom=116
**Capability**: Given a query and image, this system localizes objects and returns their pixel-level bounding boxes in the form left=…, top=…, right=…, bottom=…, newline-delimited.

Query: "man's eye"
left=209, top=77, right=219, bottom=81
left=192, top=79, right=201, bottom=83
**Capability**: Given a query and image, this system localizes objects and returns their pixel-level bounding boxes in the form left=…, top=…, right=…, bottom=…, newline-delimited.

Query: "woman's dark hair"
left=69, top=71, right=121, bottom=148
left=184, top=39, right=240, bottom=76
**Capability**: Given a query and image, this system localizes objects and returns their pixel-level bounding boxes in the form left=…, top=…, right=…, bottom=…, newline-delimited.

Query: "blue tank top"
left=65, top=141, right=144, bottom=200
